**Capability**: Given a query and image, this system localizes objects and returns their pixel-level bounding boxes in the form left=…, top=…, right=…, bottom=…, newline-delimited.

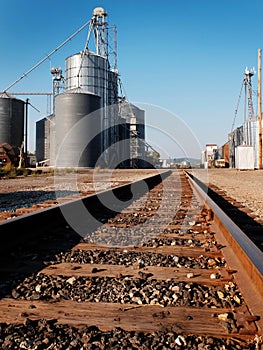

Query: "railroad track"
left=0, top=170, right=262, bottom=349
left=187, top=171, right=263, bottom=252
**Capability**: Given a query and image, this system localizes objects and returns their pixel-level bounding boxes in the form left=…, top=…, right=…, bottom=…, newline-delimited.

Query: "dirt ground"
left=1, top=168, right=263, bottom=223
left=193, top=168, right=263, bottom=220
left=0, top=169, right=159, bottom=222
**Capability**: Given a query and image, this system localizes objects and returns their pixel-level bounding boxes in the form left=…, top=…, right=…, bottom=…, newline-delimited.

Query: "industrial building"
left=202, top=56, right=263, bottom=170
left=1, top=7, right=156, bottom=169
left=228, top=61, right=262, bottom=170
left=118, top=101, right=146, bottom=168
left=35, top=7, right=149, bottom=169
left=201, top=144, right=218, bottom=168
left=202, top=121, right=261, bottom=170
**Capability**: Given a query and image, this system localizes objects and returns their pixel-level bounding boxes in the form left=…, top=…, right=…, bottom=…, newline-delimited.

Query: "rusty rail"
left=0, top=169, right=263, bottom=348
left=0, top=170, right=171, bottom=251
left=186, top=170, right=263, bottom=334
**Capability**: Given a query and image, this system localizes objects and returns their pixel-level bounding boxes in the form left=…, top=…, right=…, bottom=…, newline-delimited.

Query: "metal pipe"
left=25, top=98, right=29, bottom=167
left=258, top=48, right=262, bottom=169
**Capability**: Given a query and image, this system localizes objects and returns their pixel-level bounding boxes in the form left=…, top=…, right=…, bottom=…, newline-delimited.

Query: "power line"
left=4, top=92, right=53, bottom=95
left=231, top=80, right=244, bottom=133
left=3, top=20, right=91, bottom=92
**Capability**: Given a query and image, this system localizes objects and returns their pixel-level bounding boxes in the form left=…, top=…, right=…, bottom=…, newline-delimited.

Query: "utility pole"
left=25, top=98, right=29, bottom=167
left=258, top=48, right=262, bottom=169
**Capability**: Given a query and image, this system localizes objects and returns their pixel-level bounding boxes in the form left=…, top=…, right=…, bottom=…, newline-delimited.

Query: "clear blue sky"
left=1, top=0, right=262, bottom=158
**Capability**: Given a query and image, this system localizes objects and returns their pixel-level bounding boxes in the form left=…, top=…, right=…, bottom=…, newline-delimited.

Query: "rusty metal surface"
left=186, top=170, right=263, bottom=335
left=0, top=170, right=262, bottom=347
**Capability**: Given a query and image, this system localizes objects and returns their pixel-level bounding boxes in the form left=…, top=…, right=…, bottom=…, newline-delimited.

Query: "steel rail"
left=185, top=171, right=263, bottom=334
left=0, top=170, right=171, bottom=249
left=0, top=169, right=262, bottom=345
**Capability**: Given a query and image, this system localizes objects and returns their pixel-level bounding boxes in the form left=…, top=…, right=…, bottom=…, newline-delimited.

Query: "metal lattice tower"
left=85, top=7, right=109, bottom=58
left=231, top=67, right=256, bottom=134
left=244, top=67, right=256, bottom=121
left=84, top=7, right=117, bottom=72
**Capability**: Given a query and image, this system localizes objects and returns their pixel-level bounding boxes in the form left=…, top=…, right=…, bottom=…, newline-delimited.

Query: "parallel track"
left=0, top=170, right=262, bottom=349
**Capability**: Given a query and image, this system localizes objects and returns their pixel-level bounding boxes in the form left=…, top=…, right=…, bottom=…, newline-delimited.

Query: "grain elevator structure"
left=36, top=7, right=148, bottom=168
left=0, top=91, right=25, bottom=167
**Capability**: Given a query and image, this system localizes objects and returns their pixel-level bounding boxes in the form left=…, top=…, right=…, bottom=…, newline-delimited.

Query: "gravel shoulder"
left=2, top=168, right=263, bottom=224
left=193, top=168, right=263, bottom=220
left=0, top=169, right=158, bottom=222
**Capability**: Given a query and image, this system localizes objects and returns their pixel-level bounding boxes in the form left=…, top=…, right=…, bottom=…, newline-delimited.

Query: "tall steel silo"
left=0, top=96, right=25, bottom=148
left=65, top=52, right=110, bottom=154
left=49, top=115, right=56, bottom=167
left=36, top=115, right=55, bottom=166
left=36, top=117, right=46, bottom=163
left=54, top=92, right=101, bottom=168
left=65, top=52, right=109, bottom=109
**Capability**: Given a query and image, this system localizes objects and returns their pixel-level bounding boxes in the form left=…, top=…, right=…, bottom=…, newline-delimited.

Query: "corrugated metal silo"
left=0, top=96, right=24, bottom=148
left=228, top=125, right=244, bottom=168
left=36, top=118, right=46, bottom=163
left=36, top=115, right=55, bottom=166
left=244, top=118, right=257, bottom=146
left=49, top=115, right=56, bottom=167
left=65, top=52, right=109, bottom=108
left=243, top=118, right=259, bottom=167
left=65, top=52, right=111, bottom=154
left=54, top=92, right=101, bottom=168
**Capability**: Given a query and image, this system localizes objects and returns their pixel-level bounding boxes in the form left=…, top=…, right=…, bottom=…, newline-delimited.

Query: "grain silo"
left=35, top=7, right=120, bottom=168
left=36, top=114, right=55, bottom=166
left=65, top=52, right=109, bottom=107
left=0, top=95, right=25, bottom=148
left=64, top=7, right=119, bottom=160
left=34, top=6, right=147, bottom=169
left=54, top=92, right=101, bottom=168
